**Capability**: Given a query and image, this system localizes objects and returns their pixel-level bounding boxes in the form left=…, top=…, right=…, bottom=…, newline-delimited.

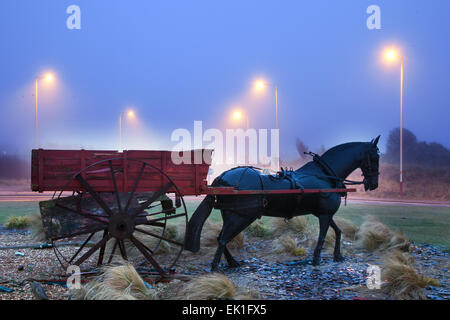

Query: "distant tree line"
left=383, top=128, right=450, bottom=167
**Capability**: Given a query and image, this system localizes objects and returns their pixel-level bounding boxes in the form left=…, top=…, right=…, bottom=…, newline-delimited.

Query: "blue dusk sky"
left=0, top=0, right=449, bottom=160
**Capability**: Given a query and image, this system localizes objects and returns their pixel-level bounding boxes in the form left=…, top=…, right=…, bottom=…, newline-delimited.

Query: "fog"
left=1, top=1, right=449, bottom=164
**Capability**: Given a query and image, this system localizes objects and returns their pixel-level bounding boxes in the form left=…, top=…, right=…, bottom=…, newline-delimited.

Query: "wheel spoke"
left=124, top=162, right=146, bottom=214
left=118, top=240, right=128, bottom=261
left=68, top=232, right=96, bottom=264
left=50, top=227, right=106, bottom=241
left=108, top=239, right=119, bottom=263
left=55, top=203, right=109, bottom=225
left=135, top=227, right=183, bottom=247
left=76, top=174, right=114, bottom=216
left=109, top=160, right=123, bottom=214
left=74, top=234, right=111, bottom=266
left=131, top=182, right=173, bottom=218
left=97, top=230, right=108, bottom=266
left=129, top=235, right=165, bottom=276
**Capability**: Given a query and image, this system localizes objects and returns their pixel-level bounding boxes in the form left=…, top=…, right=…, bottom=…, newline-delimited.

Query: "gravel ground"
left=0, top=228, right=69, bottom=300
left=0, top=227, right=448, bottom=300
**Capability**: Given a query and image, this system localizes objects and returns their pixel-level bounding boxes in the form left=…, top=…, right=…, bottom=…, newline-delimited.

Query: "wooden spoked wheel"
left=47, top=158, right=188, bottom=276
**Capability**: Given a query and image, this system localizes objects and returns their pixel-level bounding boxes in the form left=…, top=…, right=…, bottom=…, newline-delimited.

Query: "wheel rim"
left=48, top=158, right=188, bottom=276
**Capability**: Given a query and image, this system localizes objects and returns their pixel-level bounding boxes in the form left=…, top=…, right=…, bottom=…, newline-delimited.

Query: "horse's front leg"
left=330, top=219, right=344, bottom=262
left=312, top=214, right=331, bottom=266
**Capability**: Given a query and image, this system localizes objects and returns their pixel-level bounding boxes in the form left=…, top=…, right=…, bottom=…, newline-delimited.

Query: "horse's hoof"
left=228, top=260, right=240, bottom=268
left=210, top=265, right=225, bottom=273
left=333, top=255, right=345, bottom=262
left=210, top=265, right=219, bottom=273
left=312, top=258, right=320, bottom=266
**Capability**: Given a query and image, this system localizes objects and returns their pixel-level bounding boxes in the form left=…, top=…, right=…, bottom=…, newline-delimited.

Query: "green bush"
left=5, top=216, right=31, bottom=229
left=246, top=220, right=271, bottom=237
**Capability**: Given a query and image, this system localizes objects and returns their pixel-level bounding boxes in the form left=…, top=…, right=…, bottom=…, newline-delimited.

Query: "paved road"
left=0, top=192, right=54, bottom=202
left=347, top=197, right=450, bottom=208
left=0, top=192, right=449, bottom=208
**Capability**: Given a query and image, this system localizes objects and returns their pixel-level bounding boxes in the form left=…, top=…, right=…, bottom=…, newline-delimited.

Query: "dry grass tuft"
left=382, top=250, right=440, bottom=300
left=356, top=216, right=410, bottom=252
left=334, top=217, right=359, bottom=240
left=325, top=230, right=336, bottom=247
left=324, top=217, right=359, bottom=247
left=386, top=232, right=411, bottom=252
left=272, top=216, right=308, bottom=235
left=274, top=235, right=307, bottom=256
left=201, top=220, right=244, bottom=249
left=175, top=273, right=253, bottom=300
left=5, top=216, right=31, bottom=229
left=74, top=262, right=157, bottom=300
left=29, top=213, right=47, bottom=241
left=176, top=273, right=235, bottom=300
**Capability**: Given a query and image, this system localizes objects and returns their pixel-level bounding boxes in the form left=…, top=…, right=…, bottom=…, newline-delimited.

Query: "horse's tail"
left=184, top=195, right=215, bottom=252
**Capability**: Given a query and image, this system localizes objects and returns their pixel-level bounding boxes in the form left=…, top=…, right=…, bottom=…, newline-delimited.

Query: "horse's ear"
left=372, top=135, right=380, bottom=146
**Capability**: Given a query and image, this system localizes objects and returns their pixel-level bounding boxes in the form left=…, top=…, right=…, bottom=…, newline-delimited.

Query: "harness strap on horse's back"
left=303, top=151, right=366, bottom=187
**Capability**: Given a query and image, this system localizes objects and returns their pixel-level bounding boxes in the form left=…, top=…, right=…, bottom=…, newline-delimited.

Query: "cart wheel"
left=49, top=158, right=188, bottom=277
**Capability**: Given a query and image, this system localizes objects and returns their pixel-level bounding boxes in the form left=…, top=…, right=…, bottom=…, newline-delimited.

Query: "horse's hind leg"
left=211, top=209, right=257, bottom=271
left=211, top=243, right=225, bottom=272
left=330, top=219, right=344, bottom=262
left=216, top=230, right=240, bottom=268
left=223, top=244, right=240, bottom=268
left=312, top=214, right=331, bottom=266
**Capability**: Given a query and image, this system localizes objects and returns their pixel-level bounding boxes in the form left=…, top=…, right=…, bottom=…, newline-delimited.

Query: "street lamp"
left=253, top=79, right=280, bottom=170
left=119, top=109, right=135, bottom=151
left=231, top=109, right=249, bottom=129
left=253, top=79, right=279, bottom=130
left=34, top=72, right=55, bottom=148
left=383, top=48, right=404, bottom=195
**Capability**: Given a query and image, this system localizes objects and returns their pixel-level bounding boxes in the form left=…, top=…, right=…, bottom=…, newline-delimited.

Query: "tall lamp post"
left=231, top=109, right=250, bottom=165
left=34, top=72, right=54, bottom=148
left=119, top=109, right=135, bottom=151
left=384, top=49, right=404, bottom=195
left=254, top=80, right=279, bottom=129
left=254, top=79, right=280, bottom=169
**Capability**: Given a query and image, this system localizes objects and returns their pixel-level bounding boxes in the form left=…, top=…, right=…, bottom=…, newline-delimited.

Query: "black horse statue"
left=184, top=136, right=380, bottom=270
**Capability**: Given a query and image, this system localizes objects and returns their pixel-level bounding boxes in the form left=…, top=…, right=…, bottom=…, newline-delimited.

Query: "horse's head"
left=361, top=136, right=380, bottom=191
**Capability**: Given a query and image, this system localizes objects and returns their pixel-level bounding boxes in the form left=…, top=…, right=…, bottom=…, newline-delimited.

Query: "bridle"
left=360, top=149, right=380, bottom=184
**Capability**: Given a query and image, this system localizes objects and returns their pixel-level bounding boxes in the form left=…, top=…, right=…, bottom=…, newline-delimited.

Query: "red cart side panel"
left=31, top=149, right=212, bottom=195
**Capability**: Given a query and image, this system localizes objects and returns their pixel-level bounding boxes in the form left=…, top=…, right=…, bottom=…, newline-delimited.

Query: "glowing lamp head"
left=127, top=110, right=135, bottom=118
left=233, top=110, right=242, bottom=120
left=384, top=49, right=398, bottom=62
left=44, top=73, right=54, bottom=82
left=254, top=80, right=265, bottom=91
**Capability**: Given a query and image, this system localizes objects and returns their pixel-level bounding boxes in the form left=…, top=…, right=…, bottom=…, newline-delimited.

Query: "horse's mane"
left=321, top=142, right=368, bottom=160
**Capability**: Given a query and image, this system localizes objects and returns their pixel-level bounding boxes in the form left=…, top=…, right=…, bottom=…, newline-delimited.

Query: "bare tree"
left=296, top=138, right=309, bottom=160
